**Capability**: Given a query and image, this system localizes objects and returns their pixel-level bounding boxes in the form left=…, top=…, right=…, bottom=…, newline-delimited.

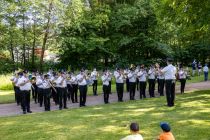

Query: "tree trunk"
left=22, top=12, right=26, bottom=67
left=32, top=19, right=36, bottom=69
left=39, top=1, right=53, bottom=72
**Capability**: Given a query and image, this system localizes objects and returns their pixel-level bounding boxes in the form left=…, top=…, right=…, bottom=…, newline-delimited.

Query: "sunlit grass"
left=0, top=90, right=210, bottom=140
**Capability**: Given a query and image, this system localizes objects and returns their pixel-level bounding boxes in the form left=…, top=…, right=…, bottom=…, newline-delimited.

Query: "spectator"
left=121, top=122, right=143, bottom=140
left=203, top=64, right=209, bottom=81
left=157, top=122, right=175, bottom=140
left=197, top=62, right=202, bottom=76
left=192, top=59, right=197, bottom=77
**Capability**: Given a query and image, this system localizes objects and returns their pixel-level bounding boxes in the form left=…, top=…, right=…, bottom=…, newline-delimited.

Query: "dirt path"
left=0, top=81, right=209, bottom=117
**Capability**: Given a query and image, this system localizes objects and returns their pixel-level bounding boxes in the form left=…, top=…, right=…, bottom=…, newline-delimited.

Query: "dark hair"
left=130, top=122, right=139, bottom=132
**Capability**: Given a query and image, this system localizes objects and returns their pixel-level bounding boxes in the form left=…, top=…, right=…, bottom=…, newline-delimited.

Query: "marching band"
left=10, top=61, right=184, bottom=114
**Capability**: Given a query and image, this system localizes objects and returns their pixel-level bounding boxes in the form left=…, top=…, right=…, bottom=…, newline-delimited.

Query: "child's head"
left=130, top=122, right=139, bottom=133
left=160, top=122, right=171, bottom=132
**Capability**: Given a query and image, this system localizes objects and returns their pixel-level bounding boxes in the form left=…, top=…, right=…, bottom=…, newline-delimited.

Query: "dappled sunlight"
left=99, top=125, right=122, bottom=133
left=84, top=114, right=105, bottom=117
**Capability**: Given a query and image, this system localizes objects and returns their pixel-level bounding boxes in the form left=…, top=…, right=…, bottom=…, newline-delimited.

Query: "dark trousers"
left=204, top=72, right=208, bottom=81
left=103, top=85, right=109, bottom=103
left=139, top=82, right=146, bottom=99
left=126, top=78, right=129, bottom=92
left=43, top=88, right=51, bottom=111
left=32, top=84, right=38, bottom=103
left=37, top=88, right=44, bottom=107
left=52, top=87, right=58, bottom=104
left=159, top=79, right=165, bottom=96
left=72, top=84, right=78, bottom=102
left=165, top=80, right=175, bottom=106
left=180, top=79, right=186, bottom=94
left=67, top=84, right=74, bottom=102
left=148, top=79, right=155, bottom=97
left=58, top=87, right=67, bottom=109
left=136, top=78, right=139, bottom=91
left=93, top=80, right=98, bottom=95
left=157, top=79, right=160, bottom=93
left=20, top=90, right=31, bottom=112
left=129, top=82, right=136, bottom=100
left=14, top=86, right=21, bottom=105
left=79, top=85, right=87, bottom=106
left=108, top=81, right=112, bottom=94
left=116, top=83, right=124, bottom=101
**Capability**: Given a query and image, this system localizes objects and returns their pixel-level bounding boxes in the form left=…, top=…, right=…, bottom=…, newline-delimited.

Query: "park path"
left=0, top=81, right=209, bottom=117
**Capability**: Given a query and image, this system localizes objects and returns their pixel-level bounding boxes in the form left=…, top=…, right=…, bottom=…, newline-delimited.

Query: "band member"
left=36, top=73, right=44, bottom=107
left=31, top=72, right=38, bottom=103
left=114, top=68, right=124, bottom=102
left=42, top=74, right=51, bottom=111
left=17, top=70, right=32, bottom=114
left=76, top=69, right=88, bottom=107
left=137, top=65, right=147, bottom=99
left=10, top=71, right=21, bottom=105
left=160, top=58, right=177, bottom=107
left=101, top=69, right=110, bottom=104
left=157, top=67, right=165, bottom=96
left=135, top=65, right=140, bottom=91
left=107, top=70, right=112, bottom=94
left=148, top=65, right=156, bottom=98
left=70, top=72, right=78, bottom=103
left=50, top=72, right=59, bottom=105
left=124, top=68, right=130, bottom=93
left=178, top=66, right=187, bottom=94
left=91, top=68, right=99, bottom=96
left=128, top=67, right=136, bottom=100
left=55, top=71, right=68, bottom=110
left=67, top=72, right=73, bottom=102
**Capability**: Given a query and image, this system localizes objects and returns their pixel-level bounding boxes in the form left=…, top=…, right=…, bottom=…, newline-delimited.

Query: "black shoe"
left=64, top=107, right=68, bottom=109
left=27, top=110, right=32, bottom=113
left=59, top=107, right=62, bottom=110
left=23, top=111, right=26, bottom=114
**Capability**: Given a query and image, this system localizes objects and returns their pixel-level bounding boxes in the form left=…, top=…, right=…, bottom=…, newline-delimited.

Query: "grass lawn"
left=0, top=90, right=15, bottom=104
left=0, top=90, right=210, bottom=140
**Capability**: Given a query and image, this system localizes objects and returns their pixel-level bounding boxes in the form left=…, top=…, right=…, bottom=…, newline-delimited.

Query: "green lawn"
left=0, top=90, right=210, bottom=140
left=0, top=90, right=15, bottom=104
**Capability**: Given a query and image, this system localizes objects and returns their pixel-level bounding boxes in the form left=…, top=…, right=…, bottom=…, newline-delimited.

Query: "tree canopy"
left=0, top=0, right=209, bottom=72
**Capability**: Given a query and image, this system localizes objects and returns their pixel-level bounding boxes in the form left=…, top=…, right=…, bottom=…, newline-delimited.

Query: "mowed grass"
left=0, top=90, right=210, bottom=140
left=0, top=90, right=15, bottom=104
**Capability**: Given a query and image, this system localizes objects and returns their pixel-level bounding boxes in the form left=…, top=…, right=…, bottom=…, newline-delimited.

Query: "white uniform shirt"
left=76, top=73, right=87, bottom=86
left=203, top=66, right=209, bottom=72
left=179, top=70, right=187, bottom=79
left=11, top=76, right=19, bottom=86
left=161, top=64, right=177, bottom=80
left=121, top=134, right=143, bottom=140
left=18, top=76, right=32, bottom=91
left=114, top=71, right=124, bottom=83
left=158, top=71, right=165, bottom=80
left=137, top=70, right=147, bottom=82
left=42, top=79, right=51, bottom=89
left=91, top=70, right=98, bottom=80
left=128, top=71, right=136, bottom=82
left=70, top=76, right=78, bottom=85
left=36, top=76, right=44, bottom=88
left=148, top=68, right=155, bottom=79
left=55, top=76, right=67, bottom=88
left=101, top=74, right=109, bottom=86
